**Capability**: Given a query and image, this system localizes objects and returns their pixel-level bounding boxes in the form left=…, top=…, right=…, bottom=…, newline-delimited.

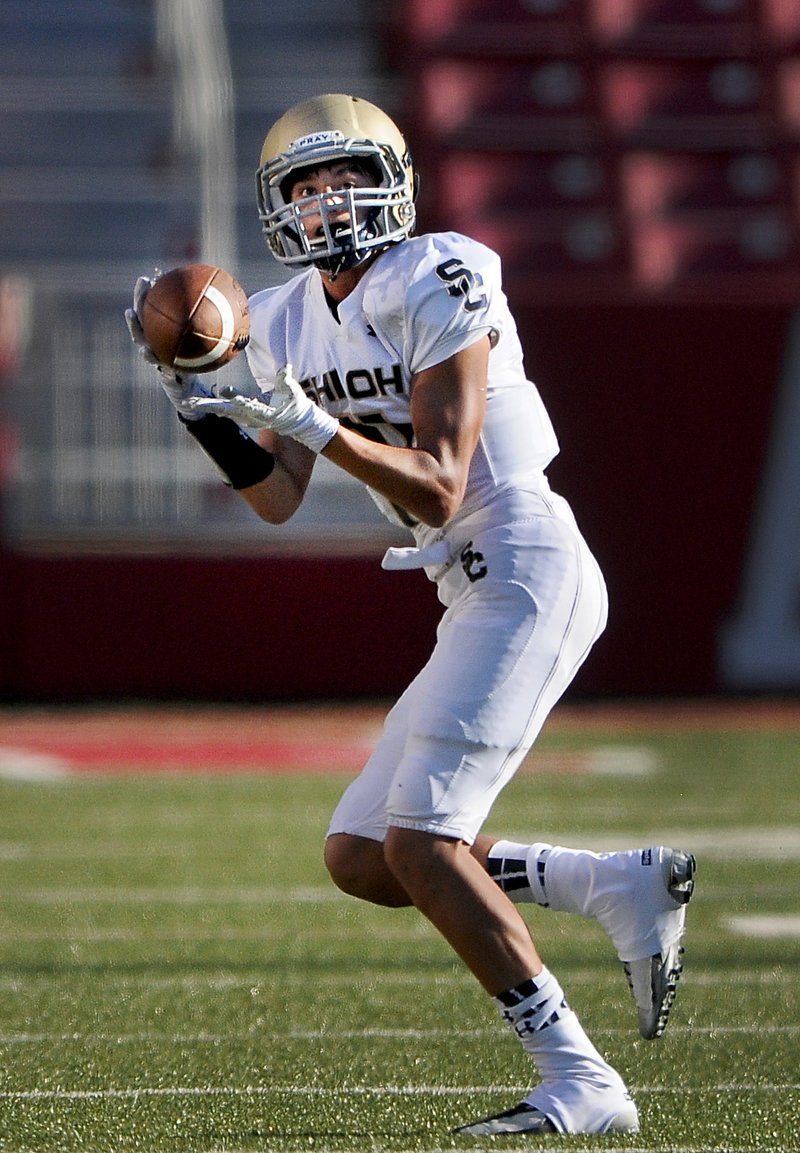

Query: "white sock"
left=487, top=840, right=673, bottom=960
left=494, top=968, right=634, bottom=1134
left=493, top=966, right=571, bottom=1043
left=494, top=969, right=625, bottom=1089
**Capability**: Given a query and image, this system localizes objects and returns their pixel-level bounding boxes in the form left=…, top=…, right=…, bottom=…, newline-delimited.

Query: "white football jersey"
left=245, top=232, right=559, bottom=542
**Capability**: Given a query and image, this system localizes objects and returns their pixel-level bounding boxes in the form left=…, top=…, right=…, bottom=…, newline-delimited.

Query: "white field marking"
left=2, top=885, right=343, bottom=904
left=725, top=914, right=800, bottom=938
left=0, top=968, right=794, bottom=992
left=1, top=1083, right=798, bottom=1103
left=3, top=825, right=798, bottom=864
left=194, top=1143, right=788, bottom=1153
left=189, top=1149, right=763, bottom=1153
left=585, top=745, right=658, bottom=776
left=0, top=842, right=195, bottom=861
left=2, top=925, right=434, bottom=943
left=500, top=826, right=800, bottom=860
left=0, top=1030, right=501, bottom=1045
left=1, top=1024, right=798, bottom=1045
left=0, top=747, right=70, bottom=781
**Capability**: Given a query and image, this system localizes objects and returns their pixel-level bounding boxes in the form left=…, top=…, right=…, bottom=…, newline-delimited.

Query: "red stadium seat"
left=621, top=152, right=790, bottom=215
left=630, top=208, right=800, bottom=290
left=600, top=60, right=773, bottom=149
left=433, top=151, right=613, bottom=242
left=777, top=59, right=800, bottom=132
left=414, top=59, right=599, bottom=152
left=390, top=0, right=584, bottom=60
left=589, top=0, right=759, bottom=57
left=763, top=0, right=800, bottom=53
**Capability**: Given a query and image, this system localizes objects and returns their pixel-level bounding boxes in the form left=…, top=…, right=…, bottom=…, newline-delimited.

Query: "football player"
left=126, top=94, right=695, bottom=1137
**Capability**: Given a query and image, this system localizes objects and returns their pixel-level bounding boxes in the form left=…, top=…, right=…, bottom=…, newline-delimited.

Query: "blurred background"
left=0, top=0, right=798, bottom=703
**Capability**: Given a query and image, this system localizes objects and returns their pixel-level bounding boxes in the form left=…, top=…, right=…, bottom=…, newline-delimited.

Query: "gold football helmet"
left=256, top=94, right=417, bottom=277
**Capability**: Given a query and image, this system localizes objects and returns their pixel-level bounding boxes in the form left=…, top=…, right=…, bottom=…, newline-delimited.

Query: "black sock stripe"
left=487, top=856, right=530, bottom=894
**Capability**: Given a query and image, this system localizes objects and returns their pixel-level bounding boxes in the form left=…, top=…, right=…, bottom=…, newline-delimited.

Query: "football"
left=138, top=264, right=250, bottom=374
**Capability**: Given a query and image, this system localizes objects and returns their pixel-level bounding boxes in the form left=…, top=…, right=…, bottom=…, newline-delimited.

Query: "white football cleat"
left=622, top=847, right=696, bottom=1039
left=454, top=1091, right=640, bottom=1137
left=454, top=1102, right=558, bottom=1137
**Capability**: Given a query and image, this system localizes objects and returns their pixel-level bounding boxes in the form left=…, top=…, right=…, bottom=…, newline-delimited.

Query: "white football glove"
left=124, top=275, right=213, bottom=420
left=185, top=364, right=339, bottom=454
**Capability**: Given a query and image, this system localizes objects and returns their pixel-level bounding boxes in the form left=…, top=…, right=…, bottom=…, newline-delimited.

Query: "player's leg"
left=384, top=828, right=540, bottom=993
left=324, top=492, right=605, bottom=911
left=380, top=825, right=637, bottom=1136
left=324, top=832, right=409, bottom=906
left=376, top=518, right=637, bottom=1135
left=324, top=686, right=415, bottom=907
left=474, top=834, right=696, bottom=1039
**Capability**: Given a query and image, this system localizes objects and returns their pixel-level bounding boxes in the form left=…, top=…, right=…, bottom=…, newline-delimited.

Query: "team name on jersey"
left=299, top=363, right=406, bottom=405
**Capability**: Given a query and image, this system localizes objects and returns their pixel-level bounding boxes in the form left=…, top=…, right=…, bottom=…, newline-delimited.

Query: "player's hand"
left=124, top=275, right=212, bottom=420
left=185, top=365, right=339, bottom=453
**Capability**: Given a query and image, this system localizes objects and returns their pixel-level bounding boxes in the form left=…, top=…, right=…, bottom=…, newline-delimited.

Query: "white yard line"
left=0, top=885, right=342, bottom=904
left=725, top=914, right=800, bottom=937
left=0, top=968, right=794, bottom=991
left=1, top=1082, right=798, bottom=1102
left=2, top=1082, right=798, bottom=1103
left=4, top=826, right=799, bottom=865
left=0, top=1024, right=798, bottom=1045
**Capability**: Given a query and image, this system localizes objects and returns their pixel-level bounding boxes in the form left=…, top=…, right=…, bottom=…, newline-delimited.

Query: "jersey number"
left=436, top=259, right=487, bottom=313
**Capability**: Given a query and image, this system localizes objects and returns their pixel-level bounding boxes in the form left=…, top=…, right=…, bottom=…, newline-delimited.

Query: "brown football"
left=139, top=264, right=250, bottom=373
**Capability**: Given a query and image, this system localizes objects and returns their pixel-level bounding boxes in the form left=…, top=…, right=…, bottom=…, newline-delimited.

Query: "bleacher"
left=389, top=0, right=800, bottom=304
left=0, top=0, right=398, bottom=547
left=3, top=0, right=797, bottom=546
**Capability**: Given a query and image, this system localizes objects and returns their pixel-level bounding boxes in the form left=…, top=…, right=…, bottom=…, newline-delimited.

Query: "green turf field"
left=1, top=711, right=799, bottom=1151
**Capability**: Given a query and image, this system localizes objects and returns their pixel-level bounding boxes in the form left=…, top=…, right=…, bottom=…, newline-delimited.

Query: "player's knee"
left=324, top=833, right=409, bottom=907
left=384, top=826, right=453, bottom=894
left=324, top=833, right=362, bottom=894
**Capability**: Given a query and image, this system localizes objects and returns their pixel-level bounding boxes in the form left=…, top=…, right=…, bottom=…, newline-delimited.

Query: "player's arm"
left=322, top=336, right=489, bottom=528
left=184, top=335, right=490, bottom=529
left=125, top=276, right=313, bottom=524
left=236, top=429, right=315, bottom=524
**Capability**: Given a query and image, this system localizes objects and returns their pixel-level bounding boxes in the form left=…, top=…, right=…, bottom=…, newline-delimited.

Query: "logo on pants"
left=460, top=541, right=488, bottom=583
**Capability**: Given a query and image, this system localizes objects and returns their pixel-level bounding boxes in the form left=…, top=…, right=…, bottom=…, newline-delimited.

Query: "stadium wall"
left=0, top=303, right=794, bottom=701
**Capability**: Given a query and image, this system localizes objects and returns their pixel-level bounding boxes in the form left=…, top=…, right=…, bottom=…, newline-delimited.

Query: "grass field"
left=1, top=703, right=799, bottom=1152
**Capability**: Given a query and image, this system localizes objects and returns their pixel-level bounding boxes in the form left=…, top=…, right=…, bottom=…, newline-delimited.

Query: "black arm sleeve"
left=178, top=414, right=275, bottom=490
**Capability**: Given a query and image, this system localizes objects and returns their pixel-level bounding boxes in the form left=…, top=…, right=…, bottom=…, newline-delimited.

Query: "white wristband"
left=291, top=405, right=339, bottom=454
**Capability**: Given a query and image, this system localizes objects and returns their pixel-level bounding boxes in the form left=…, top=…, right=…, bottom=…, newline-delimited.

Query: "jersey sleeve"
left=403, top=234, right=504, bottom=376
left=243, top=284, right=292, bottom=388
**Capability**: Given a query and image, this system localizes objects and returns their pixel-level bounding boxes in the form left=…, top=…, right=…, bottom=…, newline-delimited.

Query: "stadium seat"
left=414, top=59, right=599, bottom=152
left=434, top=150, right=611, bottom=226
left=621, top=152, right=790, bottom=215
left=599, top=59, right=770, bottom=149
left=629, top=208, right=800, bottom=292
left=461, top=206, right=625, bottom=274
left=763, top=0, right=800, bottom=53
left=777, top=58, right=800, bottom=133
left=388, top=0, right=584, bottom=61
left=589, top=0, right=759, bottom=57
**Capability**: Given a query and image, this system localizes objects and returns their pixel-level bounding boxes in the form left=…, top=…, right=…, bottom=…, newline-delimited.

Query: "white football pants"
left=327, top=487, right=607, bottom=845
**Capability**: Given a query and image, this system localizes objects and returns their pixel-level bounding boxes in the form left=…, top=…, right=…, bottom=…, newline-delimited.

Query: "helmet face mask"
left=256, top=96, right=417, bottom=278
